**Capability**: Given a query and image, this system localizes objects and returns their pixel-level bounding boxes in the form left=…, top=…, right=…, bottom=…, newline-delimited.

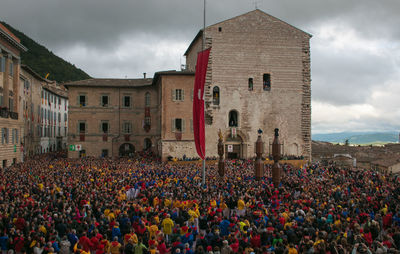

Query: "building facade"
left=64, top=79, right=159, bottom=158
left=39, top=83, right=68, bottom=153
left=65, top=10, right=312, bottom=161
left=0, top=23, right=27, bottom=167
left=19, top=65, right=69, bottom=157
left=164, top=9, right=311, bottom=160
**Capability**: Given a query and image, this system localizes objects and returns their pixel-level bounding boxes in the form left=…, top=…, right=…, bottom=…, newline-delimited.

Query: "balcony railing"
left=0, top=108, right=9, bottom=118
left=9, top=111, right=18, bottom=120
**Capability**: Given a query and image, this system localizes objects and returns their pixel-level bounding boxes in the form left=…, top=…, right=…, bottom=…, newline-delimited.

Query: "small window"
left=101, top=121, right=109, bottom=133
left=228, top=110, right=238, bottom=127
left=79, top=95, right=87, bottom=107
left=0, top=56, right=5, bottom=72
left=123, top=96, right=131, bottom=107
left=218, top=27, right=222, bottom=32
left=79, top=122, right=86, bottom=133
left=9, top=97, right=13, bottom=111
left=145, top=92, right=151, bottom=107
left=173, top=89, right=184, bottom=101
left=101, top=95, right=109, bottom=107
left=175, top=118, right=182, bottom=132
left=9, top=62, right=13, bottom=76
left=248, top=78, right=253, bottom=91
left=122, top=122, right=132, bottom=134
left=213, top=86, right=220, bottom=105
left=263, top=74, right=271, bottom=91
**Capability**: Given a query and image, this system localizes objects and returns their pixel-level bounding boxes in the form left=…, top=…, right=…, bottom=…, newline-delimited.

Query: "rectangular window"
left=175, top=118, right=182, bottom=132
left=248, top=78, right=253, bottom=91
left=0, top=93, right=3, bottom=107
left=16, top=129, right=18, bottom=144
left=64, top=113, right=67, bottom=122
left=175, top=89, right=183, bottom=101
left=101, top=121, right=109, bottom=133
left=101, top=95, right=109, bottom=107
left=4, top=128, right=8, bottom=144
left=123, top=96, right=131, bottom=107
left=79, top=95, right=87, bottom=107
left=1, top=128, right=4, bottom=144
left=58, top=126, right=60, bottom=136
left=9, top=97, right=13, bottom=111
left=263, top=74, right=271, bottom=91
left=64, top=127, right=67, bottom=136
left=58, top=113, right=61, bottom=122
left=122, top=122, right=132, bottom=134
left=79, top=122, right=86, bottom=133
left=9, top=62, right=13, bottom=76
left=11, top=129, right=14, bottom=144
left=0, top=56, right=5, bottom=72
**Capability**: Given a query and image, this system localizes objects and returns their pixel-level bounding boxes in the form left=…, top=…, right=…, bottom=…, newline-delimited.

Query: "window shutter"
left=77, top=96, right=80, bottom=106
left=172, top=89, right=176, bottom=101
left=182, top=89, right=185, bottom=101
left=99, top=122, right=102, bottom=133
left=171, top=119, right=175, bottom=132
left=85, top=122, right=88, bottom=134
left=0, top=57, right=5, bottom=72
left=191, top=89, right=193, bottom=101
left=182, top=119, right=186, bottom=133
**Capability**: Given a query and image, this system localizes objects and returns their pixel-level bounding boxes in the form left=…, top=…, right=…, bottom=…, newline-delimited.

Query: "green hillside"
left=1, top=22, right=91, bottom=83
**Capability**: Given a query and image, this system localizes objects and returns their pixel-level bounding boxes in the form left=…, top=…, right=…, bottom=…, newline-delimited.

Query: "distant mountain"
left=313, top=132, right=399, bottom=145
left=1, top=22, right=91, bottom=83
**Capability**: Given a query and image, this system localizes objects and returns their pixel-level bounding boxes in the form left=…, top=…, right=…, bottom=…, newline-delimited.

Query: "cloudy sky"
left=1, top=0, right=399, bottom=134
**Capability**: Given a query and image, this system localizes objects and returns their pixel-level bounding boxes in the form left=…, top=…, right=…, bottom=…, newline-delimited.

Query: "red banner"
left=193, top=48, right=211, bottom=160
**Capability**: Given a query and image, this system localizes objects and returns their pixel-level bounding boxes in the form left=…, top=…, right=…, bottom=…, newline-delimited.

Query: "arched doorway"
left=225, top=134, right=243, bottom=159
left=119, top=143, right=135, bottom=157
left=144, top=138, right=152, bottom=151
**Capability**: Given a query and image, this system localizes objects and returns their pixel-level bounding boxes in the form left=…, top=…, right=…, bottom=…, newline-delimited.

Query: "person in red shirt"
left=79, top=232, right=93, bottom=252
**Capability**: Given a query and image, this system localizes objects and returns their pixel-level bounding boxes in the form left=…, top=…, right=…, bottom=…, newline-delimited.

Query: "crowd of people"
left=1, top=153, right=400, bottom=254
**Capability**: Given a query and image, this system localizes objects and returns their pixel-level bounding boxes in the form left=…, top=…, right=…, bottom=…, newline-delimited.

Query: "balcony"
left=0, top=107, right=9, bottom=118
left=102, top=134, right=108, bottom=142
left=79, top=134, right=85, bottom=141
left=9, top=111, right=18, bottom=120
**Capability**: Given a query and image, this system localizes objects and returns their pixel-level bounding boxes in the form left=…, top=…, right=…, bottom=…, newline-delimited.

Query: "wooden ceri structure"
left=255, top=129, right=264, bottom=180
left=218, top=129, right=225, bottom=177
left=272, top=128, right=282, bottom=187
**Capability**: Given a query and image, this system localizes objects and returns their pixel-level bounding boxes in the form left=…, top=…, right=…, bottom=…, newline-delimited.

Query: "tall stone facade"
left=0, top=23, right=27, bottom=167
left=182, top=9, right=312, bottom=160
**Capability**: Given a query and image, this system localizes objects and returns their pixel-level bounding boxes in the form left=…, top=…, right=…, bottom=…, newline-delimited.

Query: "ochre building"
left=0, top=23, right=27, bottom=167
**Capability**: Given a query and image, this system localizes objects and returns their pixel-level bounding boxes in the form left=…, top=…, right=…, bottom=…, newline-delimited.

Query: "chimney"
left=143, top=73, right=146, bottom=79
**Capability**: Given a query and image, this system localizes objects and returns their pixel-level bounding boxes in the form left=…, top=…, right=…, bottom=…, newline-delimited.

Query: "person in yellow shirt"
left=149, top=223, right=159, bottom=239
left=161, top=214, right=174, bottom=242
left=237, top=198, right=245, bottom=217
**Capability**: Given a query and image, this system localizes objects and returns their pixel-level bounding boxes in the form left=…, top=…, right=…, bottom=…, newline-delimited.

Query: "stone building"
left=65, top=9, right=312, bottom=161
left=39, top=83, right=68, bottom=153
left=64, top=78, right=159, bottom=158
left=19, top=65, right=68, bottom=157
left=166, top=9, right=312, bottom=160
left=0, top=23, right=27, bottom=167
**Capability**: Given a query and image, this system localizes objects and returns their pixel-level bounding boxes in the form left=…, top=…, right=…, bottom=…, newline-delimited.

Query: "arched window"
left=228, top=110, right=238, bottom=127
left=145, top=92, right=151, bottom=107
left=213, top=86, right=220, bottom=105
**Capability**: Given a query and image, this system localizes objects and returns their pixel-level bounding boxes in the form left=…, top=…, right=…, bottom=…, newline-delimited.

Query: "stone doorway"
left=225, top=134, right=243, bottom=159
left=119, top=143, right=135, bottom=157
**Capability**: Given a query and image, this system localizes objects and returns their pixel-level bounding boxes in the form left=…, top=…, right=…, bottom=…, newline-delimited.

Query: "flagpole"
left=202, top=0, right=206, bottom=187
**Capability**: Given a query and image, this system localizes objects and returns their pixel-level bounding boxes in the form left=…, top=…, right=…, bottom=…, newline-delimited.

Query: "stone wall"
left=185, top=10, right=311, bottom=160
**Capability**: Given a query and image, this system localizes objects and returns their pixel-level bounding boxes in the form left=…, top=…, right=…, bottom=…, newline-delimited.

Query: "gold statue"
left=218, top=129, right=223, bottom=141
